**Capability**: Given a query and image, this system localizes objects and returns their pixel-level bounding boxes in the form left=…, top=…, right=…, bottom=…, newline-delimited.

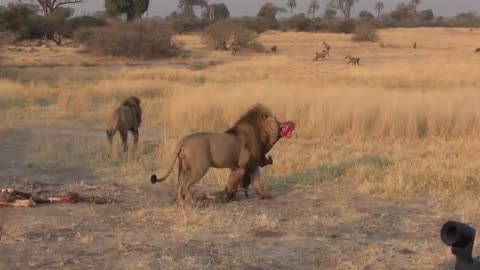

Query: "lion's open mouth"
left=280, top=121, right=295, bottom=139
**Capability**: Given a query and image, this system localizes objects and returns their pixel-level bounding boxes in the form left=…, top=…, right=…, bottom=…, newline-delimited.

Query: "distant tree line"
left=0, top=0, right=478, bottom=56
left=162, top=0, right=480, bottom=34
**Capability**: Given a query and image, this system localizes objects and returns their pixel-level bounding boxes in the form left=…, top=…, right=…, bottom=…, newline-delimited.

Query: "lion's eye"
left=263, top=114, right=268, bottom=120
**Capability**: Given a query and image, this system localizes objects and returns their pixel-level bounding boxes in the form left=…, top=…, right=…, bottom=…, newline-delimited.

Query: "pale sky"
left=2, top=0, right=479, bottom=18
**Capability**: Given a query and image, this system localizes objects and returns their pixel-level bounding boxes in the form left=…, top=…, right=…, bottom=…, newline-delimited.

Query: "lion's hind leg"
left=131, top=127, right=140, bottom=156
left=175, top=183, right=186, bottom=207
left=119, top=128, right=128, bottom=153
left=175, top=159, right=187, bottom=206
left=183, top=160, right=210, bottom=207
left=106, top=128, right=117, bottom=158
left=132, top=128, right=139, bottom=147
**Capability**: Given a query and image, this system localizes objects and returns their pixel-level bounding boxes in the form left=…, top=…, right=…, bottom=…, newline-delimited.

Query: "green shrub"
left=335, top=19, right=356, bottom=34
left=73, top=27, right=93, bottom=43
left=66, top=16, right=107, bottom=35
left=18, top=14, right=49, bottom=39
left=289, top=13, right=311, bottom=31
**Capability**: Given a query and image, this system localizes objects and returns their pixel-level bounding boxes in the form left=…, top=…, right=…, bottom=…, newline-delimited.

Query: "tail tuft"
left=150, top=174, right=158, bottom=184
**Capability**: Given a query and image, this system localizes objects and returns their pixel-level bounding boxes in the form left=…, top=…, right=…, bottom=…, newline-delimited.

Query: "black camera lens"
left=441, top=221, right=475, bottom=248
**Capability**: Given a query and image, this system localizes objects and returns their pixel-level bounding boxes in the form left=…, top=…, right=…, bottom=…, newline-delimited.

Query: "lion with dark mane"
left=150, top=103, right=294, bottom=207
left=106, top=96, right=142, bottom=156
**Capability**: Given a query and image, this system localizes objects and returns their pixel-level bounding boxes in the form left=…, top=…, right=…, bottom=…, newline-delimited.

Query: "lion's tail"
left=150, top=138, right=185, bottom=184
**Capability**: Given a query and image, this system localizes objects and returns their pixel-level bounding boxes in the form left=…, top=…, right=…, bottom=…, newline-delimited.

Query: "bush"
left=334, top=19, right=356, bottom=34
left=166, top=12, right=208, bottom=34
left=288, top=14, right=311, bottom=31
left=73, top=27, right=93, bottom=43
left=309, top=18, right=329, bottom=32
left=81, top=19, right=180, bottom=59
left=202, top=21, right=257, bottom=51
left=66, top=16, right=107, bottom=35
left=0, top=31, right=14, bottom=46
left=18, top=14, right=49, bottom=40
left=0, top=3, right=33, bottom=35
left=352, top=22, right=379, bottom=42
left=231, top=16, right=276, bottom=34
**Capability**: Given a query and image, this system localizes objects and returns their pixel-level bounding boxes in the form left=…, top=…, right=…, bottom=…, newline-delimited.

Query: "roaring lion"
left=150, top=104, right=294, bottom=206
left=106, top=96, right=142, bottom=156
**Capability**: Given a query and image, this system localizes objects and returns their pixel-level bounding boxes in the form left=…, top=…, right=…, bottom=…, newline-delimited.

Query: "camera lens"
left=441, top=221, right=475, bottom=248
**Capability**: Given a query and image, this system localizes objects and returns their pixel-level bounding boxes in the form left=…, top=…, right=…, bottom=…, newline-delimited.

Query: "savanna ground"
left=1, top=28, right=480, bottom=269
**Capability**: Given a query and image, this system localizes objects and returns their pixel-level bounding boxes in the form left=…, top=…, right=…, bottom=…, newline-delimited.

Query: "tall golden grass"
left=2, top=28, right=480, bottom=197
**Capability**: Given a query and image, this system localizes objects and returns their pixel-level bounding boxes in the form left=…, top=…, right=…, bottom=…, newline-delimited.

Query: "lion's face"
left=261, top=113, right=281, bottom=140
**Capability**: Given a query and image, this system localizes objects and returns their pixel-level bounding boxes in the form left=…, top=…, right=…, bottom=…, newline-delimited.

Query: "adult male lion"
left=150, top=104, right=293, bottom=206
left=106, top=96, right=142, bottom=156
left=230, top=121, right=295, bottom=200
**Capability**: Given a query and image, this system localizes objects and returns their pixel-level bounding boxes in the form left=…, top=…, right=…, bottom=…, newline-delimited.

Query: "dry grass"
left=1, top=28, right=480, bottom=269
left=1, top=28, right=480, bottom=198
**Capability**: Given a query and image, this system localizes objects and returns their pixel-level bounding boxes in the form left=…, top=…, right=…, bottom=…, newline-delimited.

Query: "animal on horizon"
left=229, top=36, right=240, bottom=56
left=322, top=41, right=331, bottom=57
left=345, top=55, right=360, bottom=65
left=271, top=45, right=277, bottom=53
left=312, top=50, right=328, bottom=61
left=106, top=96, right=142, bottom=156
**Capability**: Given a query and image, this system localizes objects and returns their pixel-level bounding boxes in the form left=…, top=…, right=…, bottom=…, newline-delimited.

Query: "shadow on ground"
left=266, top=155, right=392, bottom=195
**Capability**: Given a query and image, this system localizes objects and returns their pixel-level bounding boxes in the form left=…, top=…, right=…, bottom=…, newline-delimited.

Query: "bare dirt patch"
left=0, top=125, right=460, bottom=270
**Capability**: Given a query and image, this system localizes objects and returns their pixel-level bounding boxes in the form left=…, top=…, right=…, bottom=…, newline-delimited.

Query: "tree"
left=204, top=3, right=230, bottom=21
left=453, top=12, right=479, bottom=27
left=410, top=0, right=420, bottom=13
left=0, top=3, right=34, bottom=35
left=419, top=9, right=434, bottom=21
left=105, top=0, right=149, bottom=22
left=257, top=3, right=286, bottom=19
left=374, top=1, right=383, bottom=20
left=289, top=13, right=310, bottom=30
left=327, top=0, right=359, bottom=19
left=66, top=15, right=108, bottom=34
left=287, top=0, right=296, bottom=17
left=324, top=8, right=337, bottom=19
left=389, top=3, right=411, bottom=22
left=36, top=0, right=87, bottom=15
left=44, top=6, right=74, bottom=44
left=178, top=0, right=207, bottom=17
left=359, top=10, right=374, bottom=20
left=307, top=0, right=319, bottom=19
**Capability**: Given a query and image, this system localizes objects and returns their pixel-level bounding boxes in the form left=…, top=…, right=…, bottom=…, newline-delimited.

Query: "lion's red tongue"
left=280, top=121, right=295, bottom=139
